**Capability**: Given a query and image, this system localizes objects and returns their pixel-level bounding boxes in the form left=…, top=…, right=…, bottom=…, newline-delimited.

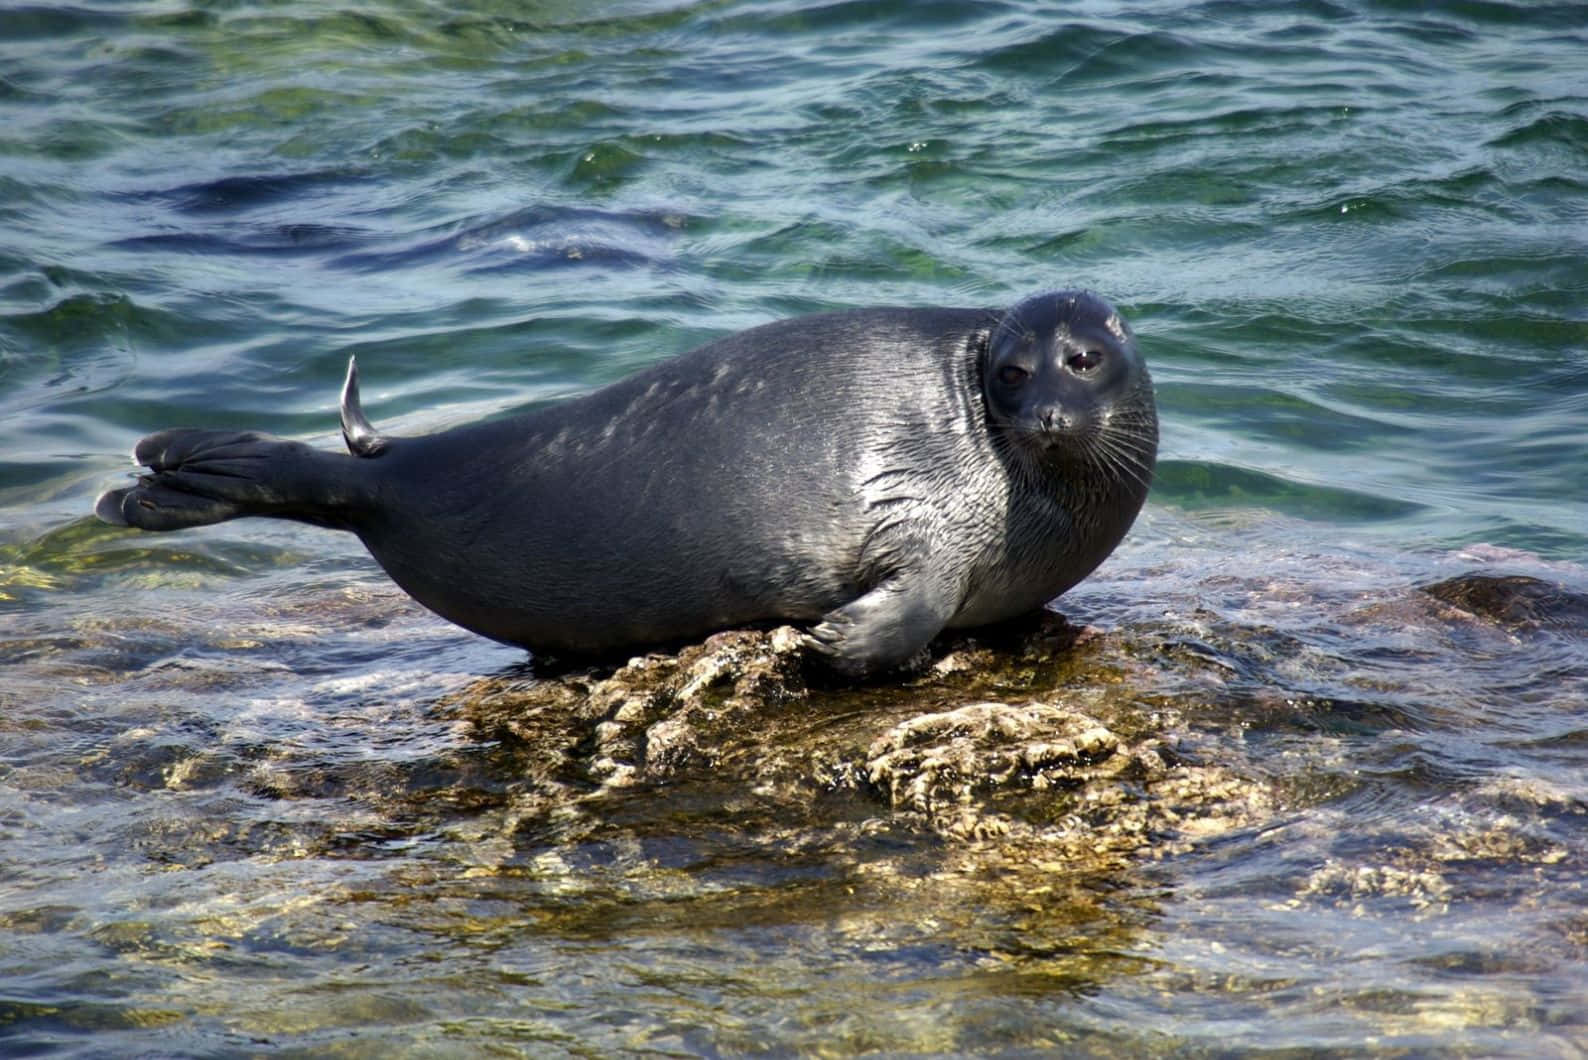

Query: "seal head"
left=978, top=290, right=1156, bottom=517
left=984, top=291, right=1156, bottom=495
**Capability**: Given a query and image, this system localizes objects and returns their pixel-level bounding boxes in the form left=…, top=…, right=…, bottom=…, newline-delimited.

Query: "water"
left=3, top=0, right=1587, bottom=1054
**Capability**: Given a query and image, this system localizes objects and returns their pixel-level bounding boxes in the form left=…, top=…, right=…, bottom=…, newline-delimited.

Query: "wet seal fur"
left=96, top=291, right=1158, bottom=675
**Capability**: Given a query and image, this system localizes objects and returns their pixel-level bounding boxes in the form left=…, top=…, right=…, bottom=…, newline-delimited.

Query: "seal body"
left=97, top=291, right=1158, bottom=675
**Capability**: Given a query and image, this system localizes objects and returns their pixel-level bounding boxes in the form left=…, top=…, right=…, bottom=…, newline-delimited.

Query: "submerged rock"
left=1420, top=572, right=1588, bottom=634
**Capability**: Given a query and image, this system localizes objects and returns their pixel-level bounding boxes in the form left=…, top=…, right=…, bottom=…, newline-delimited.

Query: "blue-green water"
left=3, top=1, right=1587, bottom=1055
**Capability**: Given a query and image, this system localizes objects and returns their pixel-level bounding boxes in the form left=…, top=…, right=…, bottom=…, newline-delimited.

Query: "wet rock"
left=860, top=694, right=1272, bottom=863
left=866, top=700, right=1124, bottom=814
left=1293, top=858, right=1453, bottom=915
left=587, top=625, right=809, bottom=785
left=1421, top=573, right=1588, bottom=634
left=440, top=613, right=1279, bottom=877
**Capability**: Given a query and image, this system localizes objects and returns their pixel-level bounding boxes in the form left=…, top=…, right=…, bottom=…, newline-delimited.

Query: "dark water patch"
left=331, top=204, right=683, bottom=276
left=1101, top=102, right=1358, bottom=154
left=1502, top=173, right=1588, bottom=225
left=1497, top=95, right=1588, bottom=123
left=149, top=83, right=384, bottom=140
left=0, top=116, right=134, bottom=164
left=468, top=0, right=710, bottom=40
left=722, top=217, right=973, bottom=290
left=111, top=223, right=374, bottom=259
left=1487, top=107, right=1588, bottom=181
left=0, top=178, right=47, bottom=227
left=1149, top=306, right=1350, bottom=359
left=362, top=122, right=523, bottom=168
left=1408, top=250, right=1587, bottom=300
left=0, top=292, right=145, bottom=408
left=1326, top=321, right=1575, bottom=389
left=135, top=7, right=217, bottom=33
left=1155, top=460, right=1425, bottom=523
left=0, top=459, right=100, bottom=505
left=0, top=258, right=99, bottom=303
left=1387, top=21, right=1488, bottom=49
left=1280, top=166, right=1544, bottom=229
left=432, top=98, right=624, bottom=146
left=432, top=15, right=543, bottom=51
left=0, top=4, right=128, bottom=41
left=328, top=314, right=672, bottom=414
left=133, top=168, right=373, bottom=216
left=1489, top=109, right=1588, bottom=152
left=968, top=20, right=1135, bottom=79
left=1080, top=27, right=1412, bottom=91
left=0, top=75, right=30, bottom=103
left=1166, top=378, right=1419, bottom=450
left=1267, top=693, right=1435, bottom=746
left=0, top=1001, right=188, bottom=1053
left=259, top=5, right=408, bottom=47
left=565, top=139, right=648, bottom=191
left=710, top=0, right=999, bottom=41
left=1366, top=0, right=1588, bottom=30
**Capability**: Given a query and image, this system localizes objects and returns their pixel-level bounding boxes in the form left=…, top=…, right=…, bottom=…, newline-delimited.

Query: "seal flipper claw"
left=340, top=355, right=388, bottom=458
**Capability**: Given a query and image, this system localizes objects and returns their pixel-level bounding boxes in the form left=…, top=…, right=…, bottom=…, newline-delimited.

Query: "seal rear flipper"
left=96, top=428, right=364, bottom=533
left=340, top=356, right=388, bottom=458
left=96, top=478, right=248, bottom=530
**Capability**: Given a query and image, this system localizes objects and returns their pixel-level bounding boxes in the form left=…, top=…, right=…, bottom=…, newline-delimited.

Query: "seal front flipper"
left=803, top=570, right=962, bottom=677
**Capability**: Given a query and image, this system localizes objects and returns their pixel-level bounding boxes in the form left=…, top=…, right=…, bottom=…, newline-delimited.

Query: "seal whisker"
left=1089, top=437, right=1155, bottom=495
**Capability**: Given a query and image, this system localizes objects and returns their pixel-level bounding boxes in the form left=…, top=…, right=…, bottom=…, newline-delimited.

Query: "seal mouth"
left=1000, top=421, right=1090, bottom=468
left=1036, top=428, right=1075, bottom=449
left=1006, top=410, right=1155, bottom=494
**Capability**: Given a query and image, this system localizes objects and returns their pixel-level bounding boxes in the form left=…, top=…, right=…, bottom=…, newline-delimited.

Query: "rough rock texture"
left=439, top=613, right=1277, bottom=878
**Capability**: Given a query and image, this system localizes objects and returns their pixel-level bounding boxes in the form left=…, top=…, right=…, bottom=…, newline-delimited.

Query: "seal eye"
left=998, top=365, right=1030, bottom=386
left=1067, top=349, right=1103, bottom=374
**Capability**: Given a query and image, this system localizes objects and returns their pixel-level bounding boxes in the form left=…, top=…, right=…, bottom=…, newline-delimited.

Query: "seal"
left=96, top=291, right=1158, bottom=675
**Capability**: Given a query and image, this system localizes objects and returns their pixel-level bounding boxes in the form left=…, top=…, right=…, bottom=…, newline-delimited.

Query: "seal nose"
left=1036, top=403, right=1066, bottom=433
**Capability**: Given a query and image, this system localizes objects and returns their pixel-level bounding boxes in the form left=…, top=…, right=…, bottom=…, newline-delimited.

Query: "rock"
left=437, top=611, right=1279, bottom=879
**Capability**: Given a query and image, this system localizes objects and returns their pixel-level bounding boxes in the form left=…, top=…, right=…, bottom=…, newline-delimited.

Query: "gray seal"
left=96, top=290, right=1158, bottom=675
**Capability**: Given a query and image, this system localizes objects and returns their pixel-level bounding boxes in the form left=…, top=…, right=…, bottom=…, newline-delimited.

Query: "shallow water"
left=3, top=0, right=1587, bottom=1055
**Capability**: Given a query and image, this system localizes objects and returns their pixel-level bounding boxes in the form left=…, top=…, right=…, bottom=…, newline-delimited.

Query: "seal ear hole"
left=1068, top=350, right=1104, bottom=373
left=997, top=365, right=1030, bottom=386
